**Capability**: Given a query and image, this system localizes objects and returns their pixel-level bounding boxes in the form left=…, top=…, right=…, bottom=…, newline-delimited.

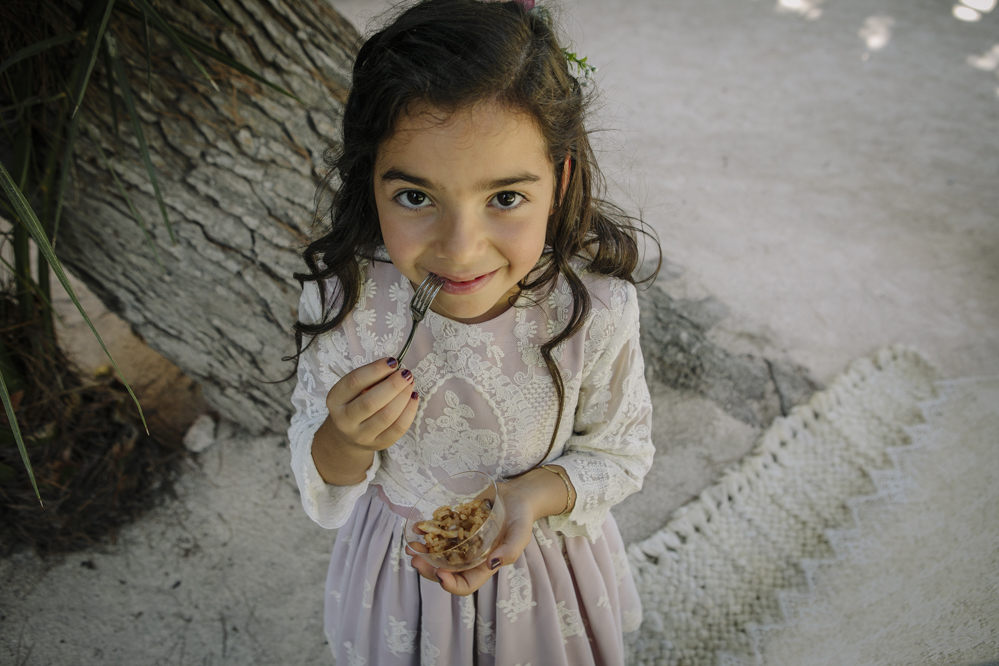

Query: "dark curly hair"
left=290, top=0, right=659, bottom=470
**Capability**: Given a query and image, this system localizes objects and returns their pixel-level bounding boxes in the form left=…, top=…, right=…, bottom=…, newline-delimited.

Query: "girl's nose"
left=436, top=208, right=485, bottom=265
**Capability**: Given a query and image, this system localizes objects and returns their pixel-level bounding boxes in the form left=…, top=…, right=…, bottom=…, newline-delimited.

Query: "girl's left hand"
left=406, top=480, right=536, bottom=596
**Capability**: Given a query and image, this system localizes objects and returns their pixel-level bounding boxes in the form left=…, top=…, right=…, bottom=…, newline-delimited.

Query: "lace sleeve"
left=287, top=281, right=381, bottom=530
left=547, top=282, right=654, bottom=542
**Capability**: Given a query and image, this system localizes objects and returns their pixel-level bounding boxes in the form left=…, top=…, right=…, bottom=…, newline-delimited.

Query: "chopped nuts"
left=415, top=498, right=492, bottom=566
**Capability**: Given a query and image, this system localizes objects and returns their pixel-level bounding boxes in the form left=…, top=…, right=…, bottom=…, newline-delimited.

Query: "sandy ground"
left=2, top=0, right=997, bottom=663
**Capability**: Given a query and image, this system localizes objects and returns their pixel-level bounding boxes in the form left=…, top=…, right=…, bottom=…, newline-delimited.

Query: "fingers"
left=405, top=491, right=539, bottom=596
left=356, top=380, right=419, bottom=444
left=437, top=562, right=496, bottom=596
left=344, top=367, right=414, bottom=421
left=326, top=357, right=421, bottom=450
left=405, top=544, right=441, bottom=583
left=482, top=502, right=534, bottom=572
left=405, top=544, right=501, bottom=595
left=329, top=357, right=403, bottom=406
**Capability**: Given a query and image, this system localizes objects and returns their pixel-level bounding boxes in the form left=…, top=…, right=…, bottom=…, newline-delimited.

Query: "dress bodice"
left=288, top=255, right=654, bottom=541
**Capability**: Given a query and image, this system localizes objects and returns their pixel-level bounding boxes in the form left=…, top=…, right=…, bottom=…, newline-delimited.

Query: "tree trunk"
left=56, top=0, right=357, bottom=433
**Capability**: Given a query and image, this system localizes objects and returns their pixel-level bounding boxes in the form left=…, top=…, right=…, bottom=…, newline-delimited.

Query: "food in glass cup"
left=405, top=471, right=505, bottom=572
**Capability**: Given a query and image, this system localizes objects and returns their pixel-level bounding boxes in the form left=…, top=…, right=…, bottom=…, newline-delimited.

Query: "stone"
left=183, top=413, right=218, bottom=453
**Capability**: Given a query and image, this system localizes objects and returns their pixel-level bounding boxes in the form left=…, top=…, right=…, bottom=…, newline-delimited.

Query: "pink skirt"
left=324, top=485, right=642, bottom=665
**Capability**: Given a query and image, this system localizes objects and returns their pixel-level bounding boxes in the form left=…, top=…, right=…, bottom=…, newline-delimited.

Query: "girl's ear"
left=559, top=152, right=572, bottom=203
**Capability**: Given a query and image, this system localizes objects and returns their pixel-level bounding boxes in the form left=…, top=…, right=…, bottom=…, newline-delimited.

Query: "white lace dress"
left=288, top=255, right=654, bottom=665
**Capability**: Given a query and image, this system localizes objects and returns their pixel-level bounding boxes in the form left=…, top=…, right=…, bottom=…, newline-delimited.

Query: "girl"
left=287, top=0, right=657, bottom=663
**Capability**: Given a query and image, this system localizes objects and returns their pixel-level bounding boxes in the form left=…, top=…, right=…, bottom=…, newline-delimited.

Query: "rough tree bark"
left=57, top=0, right=357, bottom=433
left=55, top=0, right=817, bottom=437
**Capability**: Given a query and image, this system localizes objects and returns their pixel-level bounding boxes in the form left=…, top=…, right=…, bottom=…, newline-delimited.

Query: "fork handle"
left=397, top=321, right=418, bottom=364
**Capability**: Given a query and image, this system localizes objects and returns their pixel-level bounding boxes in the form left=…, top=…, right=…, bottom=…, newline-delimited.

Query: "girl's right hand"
left=323, top=357, right=419, bottom=453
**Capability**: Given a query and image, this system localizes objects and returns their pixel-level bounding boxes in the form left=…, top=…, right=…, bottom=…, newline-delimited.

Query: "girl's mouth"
left=438, top=270, right=497, bottom=295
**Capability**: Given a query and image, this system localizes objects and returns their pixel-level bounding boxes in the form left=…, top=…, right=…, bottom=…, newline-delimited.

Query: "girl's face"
left=373, top=102, right=555, bottom=325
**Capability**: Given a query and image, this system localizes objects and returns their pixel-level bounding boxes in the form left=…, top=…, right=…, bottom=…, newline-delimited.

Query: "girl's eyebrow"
left=381, top=168, right=433, bottom=189
left=380, top=168, right=541, bottom=191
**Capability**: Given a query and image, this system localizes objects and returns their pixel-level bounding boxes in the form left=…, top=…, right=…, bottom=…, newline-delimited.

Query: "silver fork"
left=397, top=273, right=445, bottom=364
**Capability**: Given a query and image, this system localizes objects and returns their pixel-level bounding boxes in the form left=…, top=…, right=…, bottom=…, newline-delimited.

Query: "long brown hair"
left=290, top=0, right=659, bottom=469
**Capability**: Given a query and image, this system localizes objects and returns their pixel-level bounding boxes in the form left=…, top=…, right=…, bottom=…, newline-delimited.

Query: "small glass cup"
left=405, top=471, right=505, bottom=572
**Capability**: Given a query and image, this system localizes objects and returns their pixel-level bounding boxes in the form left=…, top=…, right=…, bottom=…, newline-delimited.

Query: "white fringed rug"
left=623, top=345, right=997, bottom=665
left=752, top=374, right=999, bottom=664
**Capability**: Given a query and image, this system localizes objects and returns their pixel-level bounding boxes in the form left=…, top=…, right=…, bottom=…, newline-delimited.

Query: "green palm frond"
left=0, top=367, right=38, bottom=501
left=182, top=34, right=301, bottom=102
left=113, top=2, right=299, bottom=101
left=0, top=32, right=84, bottom=80
left=108, top=33, right=175, bottom=244
left=130, top=0, right=219, bottom=92
left=0, top=159, right=148, bottom=436
left=197, top=0, right=235, bottom=27
left=70, top=0, right=117, bottom=118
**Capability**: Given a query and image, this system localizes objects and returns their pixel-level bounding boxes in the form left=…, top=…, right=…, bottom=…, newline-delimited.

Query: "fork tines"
left=412, top=274, right=445, bottom=317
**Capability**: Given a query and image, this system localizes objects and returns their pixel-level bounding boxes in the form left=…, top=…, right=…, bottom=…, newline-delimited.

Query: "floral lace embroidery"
left=546, top=281, right=572, bottom=339
left=422, top=391, right=501, bottom=476
left=384, top=616, right=417, bottom=655
left=612, top=550, right=630, bottom=583
left=597, top=593, right=611, bottom=609
left=393, top=530, right=415, bottom=573
left=362, top=579, right=373, bottom=608
left=533, top=523, right=554, bottom=548
left=556, top=601, right=586, bottom=643
left=343, top=641, right=367, bottom=666
left=461, top=595, right=475, bottom=630
left=420, top=629, right=441, bottom=665
left=623, top=609, right=643, bottom=633
left=476, top=614, right=496, bottom=655
left=392, top=533, right=402, bottom=573
left=515, top=309, right=544, bottom=370
left=428, top=316, right=504, bottom=365
left=498, top=566, right=537, bottom=622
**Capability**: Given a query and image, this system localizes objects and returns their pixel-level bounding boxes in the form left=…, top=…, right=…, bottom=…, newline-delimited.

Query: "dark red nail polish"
left=411, top=391, right=419, bottom=400
left=387, top=357, right=398, bottom=368
left=490, top=558, right=501, bottom=570
left=401, top=369, right=412, bottom=380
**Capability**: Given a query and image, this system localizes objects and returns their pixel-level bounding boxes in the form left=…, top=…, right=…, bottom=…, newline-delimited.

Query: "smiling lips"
left=437, top=269, right=498, bottom=295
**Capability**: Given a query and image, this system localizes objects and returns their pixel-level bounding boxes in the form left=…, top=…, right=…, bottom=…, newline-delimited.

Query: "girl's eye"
left=491, top=191, right=524, bottom=209
left=395, top=190, right=432, bottom=209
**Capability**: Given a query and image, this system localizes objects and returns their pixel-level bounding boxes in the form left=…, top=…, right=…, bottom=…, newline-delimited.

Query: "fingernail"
left=401, top=369, right=412, bottom=380
left=411, top=391, right=419, bottom=400
left=490, top=558, right=501, bottom=570
left=387, top=357, right=398, bottom=368
left=436, top=573, right=444, bottom=583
